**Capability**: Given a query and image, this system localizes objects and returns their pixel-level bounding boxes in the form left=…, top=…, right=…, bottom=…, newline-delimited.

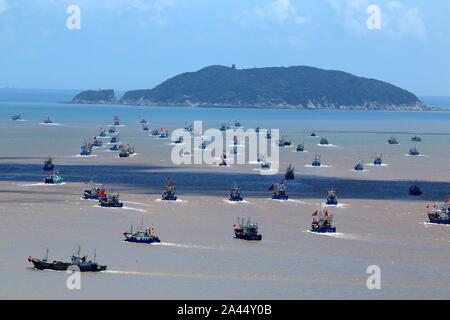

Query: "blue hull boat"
left=123, top=236, right=161, bottom=244
left=428, top=218, right=450, bottom=225
left=310, top=226, right=337, bottom=233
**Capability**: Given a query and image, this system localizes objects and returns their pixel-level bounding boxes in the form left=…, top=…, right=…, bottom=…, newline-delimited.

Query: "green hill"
left=72, top=89, right=116, bottom=104
left=120, top=65, right=426, bottom=110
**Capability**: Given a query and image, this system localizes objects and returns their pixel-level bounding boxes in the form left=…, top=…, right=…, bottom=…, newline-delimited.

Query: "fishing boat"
left=151, top=128, right=160, bottom=136
left=159, top=128, right=169, bottom=139
left=234, top=120, right=242, bottom=128
left=161, top=179, right=177, bottom=201
left=123, top=221, right=161, bottom=244
left=218, top=154, right=228, bottom=166
left=373, top=153, right=383, bottom=166
left=409, top=146, right=420, bottom=156
left=108, top=126, right=116, bottom=134
left=220, top=123, right=230, bottom=131
left=28, top=247, right=107, bottom=272
left=312, top=154, right=321, bottom=167
left=270, top=181, right=288, bottom=200
left=427, top=199, right=450, bottom=225
left=92, top=137, right=103, bottom=147
left=43, top=116, right=53, bottom=124
left=354, top=160, right=364, bottom=171
left=43, top=157, right=54, bottom=171
left=99, top=193, right=123, bottom=208
left=409, top=184, right=423, bottom=196
left=119, top=145, right=135, bottom=158
left=83, top=184, right=107, bottom=200
left=113, top=116, right=120, bottom=126
left=233, top=217, right=262, bottom=241
left=110, top=134, right=119, bottom=144
left=11, top=114, right=22, bottom=121
left=278, top=135, right=292, bottom=147
left=184, top=123, right=193, bottom=133
left=326, top=188, right=338, bottom=205
left=310, top=206, right=336, bottom=233
left=311, top=131, right=317, bottom=137
left=229, top=184, right=243, bottom=202
left=140, top=118, right=148, bottom=124
left=296, top=144, right=305, bottom=152
left=99, top=128, right=107, bottom=137
left=174, top=136, right=184, bottom=144
left=411, top=135, right=422, bottom=142
left=142, top=123, right=150, bottom=132
left=110, top=144, right=120, bottom=152
left=285, top=164, right=295, bottom=180
left=388, top=136, right=399, bottom=145
left=319, top=138, right=329, bottom=145
left=261, top=158, right=271, bottom=170
left=44, top=170, right=63, bottom=184
left=80, top=141, right=93, bottom=156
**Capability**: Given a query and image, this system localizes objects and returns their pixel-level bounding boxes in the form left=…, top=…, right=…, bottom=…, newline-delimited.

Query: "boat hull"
left=234, top=233, right=262, bottom=241
left=162, top=196, right=177, bottom=201
left=310, top=227, right=336, bottom=233
left=272, top=195, right=288, bottom=200
left=100, top=202, right=123, bottom=208
left=123, top=236, right=161, bottom=244
left=83, top=193, right=100, bottom=200
left=428, top=218, right=450, bottom=225
left=28, top=258, right=106, bottom=272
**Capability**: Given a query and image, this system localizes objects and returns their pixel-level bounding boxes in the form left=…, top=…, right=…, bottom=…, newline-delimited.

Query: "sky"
left=0, top=0, right=449, bottom=96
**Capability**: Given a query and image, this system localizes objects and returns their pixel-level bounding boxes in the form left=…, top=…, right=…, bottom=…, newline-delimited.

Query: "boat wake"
left=304, top=165, right=332, bottom=168
left=40, top=123, right=63, bottom=126
left=223, top=199, right=251, bottom=205
left=304, top=230, right=357, bottom=240
left=153, top=242, right=214, bottom=250
left=292, top=150, right=309, bottom=153
left=73, top=155, right=97, bottom=158
left=423, top=222, right=450, bottom=228
left=352, top=169, right=369, bottom=173
left=324, top=203, right=350, bottom=209
left=154, top=199, right=187, bottom=203
left=22, top=182, right=67, bottom=187
left=268, top=198, right=304, bottom=204
left=367, top=163, right=389, bottom=167
left=404, top=154, right=429, bottom=157
left=317, top=144, right=337, bottom=148
left=94, top=205, right=147, bottom=213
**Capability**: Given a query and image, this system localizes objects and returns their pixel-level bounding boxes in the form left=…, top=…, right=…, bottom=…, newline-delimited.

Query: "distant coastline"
left=67, top=65, right=439, bottom=112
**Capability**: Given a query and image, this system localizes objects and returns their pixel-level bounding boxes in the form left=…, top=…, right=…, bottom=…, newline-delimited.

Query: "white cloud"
left=328, top=0, right=427, bottom=40
left=235, top=0, right=309, bottom=26
left=0, top=0, right=9, bottom=14
left=31, top=0, right=174, bottom=27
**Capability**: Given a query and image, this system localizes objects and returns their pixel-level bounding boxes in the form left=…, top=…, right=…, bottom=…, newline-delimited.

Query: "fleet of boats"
left=13, top=115, right=446, bottom=275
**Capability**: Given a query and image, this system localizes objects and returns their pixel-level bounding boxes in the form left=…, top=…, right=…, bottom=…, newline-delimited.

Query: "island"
left=71, top=89, right=117, bottom=104
left=72, top=65, right=430, bottom=111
